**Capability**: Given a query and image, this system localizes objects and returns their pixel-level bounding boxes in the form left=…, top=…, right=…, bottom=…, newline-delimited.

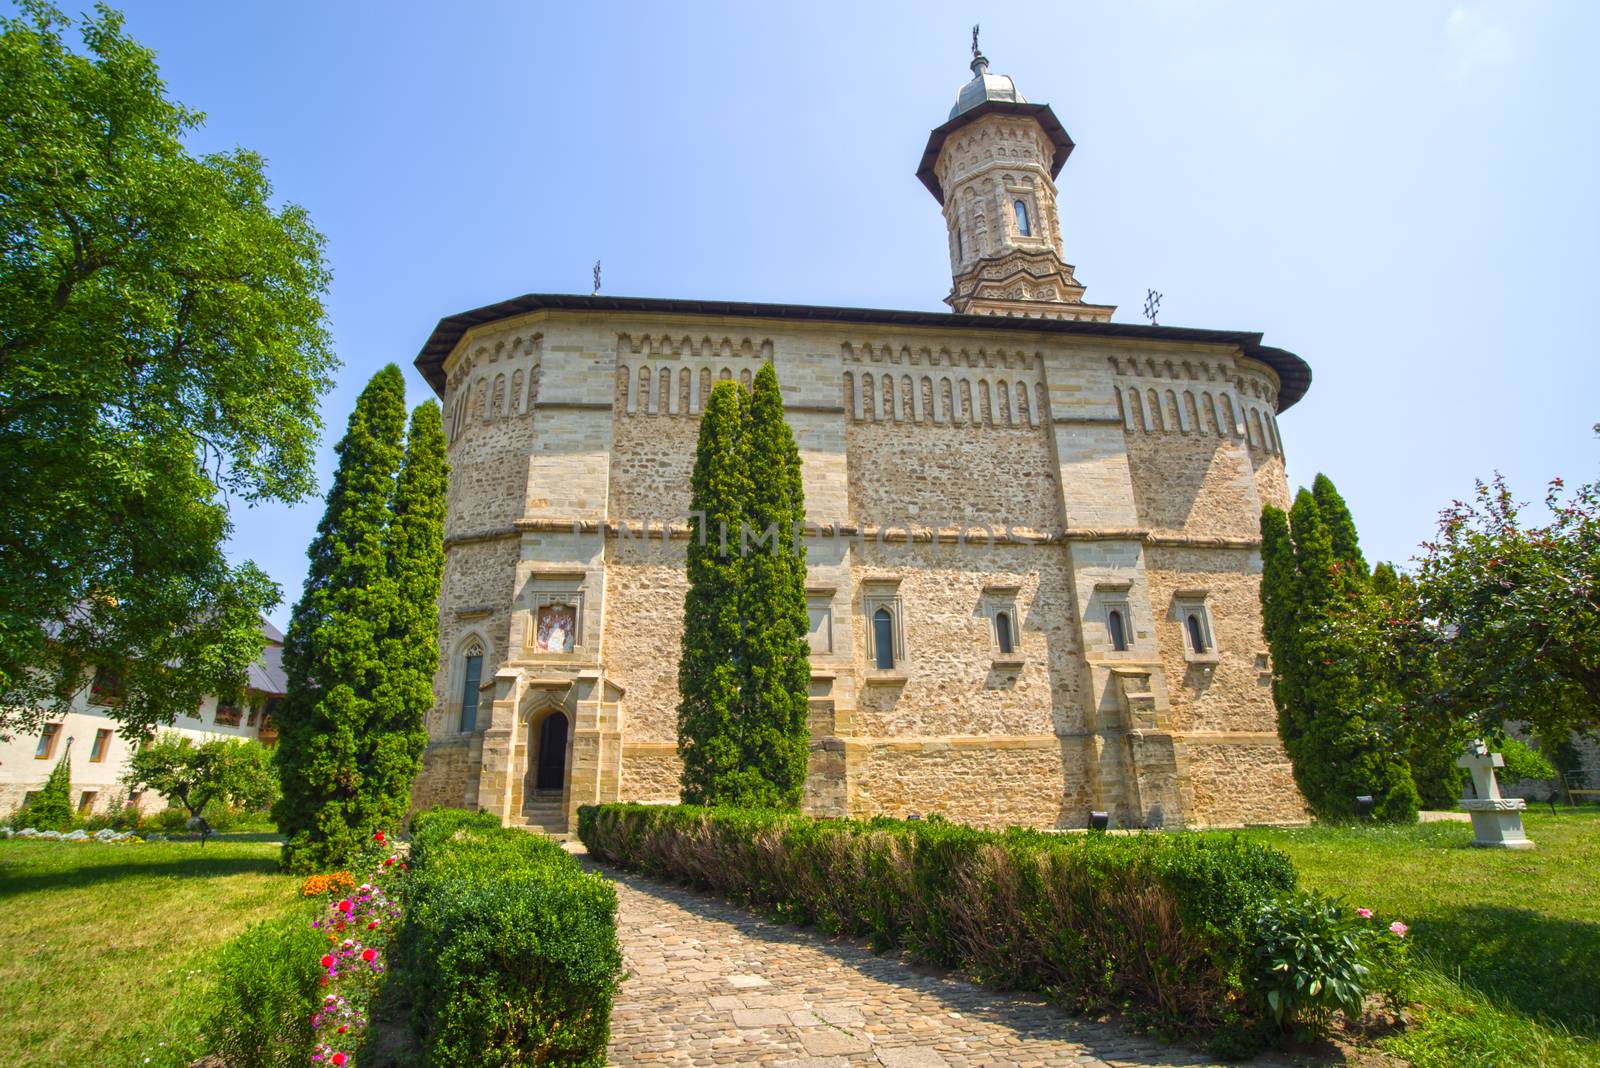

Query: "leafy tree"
left=1261, top=485, right=1419, bottom=822
left=123, top=733, right=279, bottom=820
left=678, top=381, right=750, bottom=804
left=274, top=367, right=407, bottom=871
left=1400, top=474, right=1600, bottom=741
left=731, top=364, right=811, bottom=808
left=0, top=2, right=335, bottom=735
left=367, top=401, right=448, bottom=832
left=20, top=754, right=72, bottom=829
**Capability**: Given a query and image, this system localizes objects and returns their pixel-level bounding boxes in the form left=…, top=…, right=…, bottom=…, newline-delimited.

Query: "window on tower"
left=1013, top=199, right=1031, bottom=236
left=956, top=224, right=964, bottom=260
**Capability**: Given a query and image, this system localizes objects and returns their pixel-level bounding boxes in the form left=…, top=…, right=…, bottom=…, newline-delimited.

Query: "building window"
left=459, top=642, right=484, bottom=732
left=956, top=224, right=964, bottom=260
left=34, top=723, right=60, bottom=760
left=980, top=585, right=1023, bottom=663
left=78, top=791, right=98, bottom=816
left=862, top=582, right=906, bottom=676
left=245, top=698, right=260, bottom=727
left=1013, top=199, right=1031, bottom=236
left=89, top=728, right=112, bottom=763
left=1108, top=609, right=1129, bottom=652
left=1174, top=592, right=1218, bottom=663
left=89, top=667, right=124, bottom=706
left=214, top=702, right=243, bottom=727
left=995, top=611, right=1015, bottom=655
left=873, top=609, right=895, bottom=670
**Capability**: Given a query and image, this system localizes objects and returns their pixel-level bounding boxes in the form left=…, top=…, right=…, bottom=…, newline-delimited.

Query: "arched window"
left=1108, top=610, right=1128, bottom=652
left=458, top=642, right=484, bottom=732
left=995, top=611, right=1014, bottom=655
left=1186, top=613, right=1209, bottom=654
left=873, top=608, right=895, bottom=670
left=1013, top=199, right=1031, bottom=236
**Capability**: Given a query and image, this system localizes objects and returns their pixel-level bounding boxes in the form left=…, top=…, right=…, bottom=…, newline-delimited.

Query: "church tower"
left=917, top=31, right=1115, bottom=321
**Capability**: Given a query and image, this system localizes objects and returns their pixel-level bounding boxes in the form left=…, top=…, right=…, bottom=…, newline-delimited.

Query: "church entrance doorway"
left=536, top=711, right=569, bottom=791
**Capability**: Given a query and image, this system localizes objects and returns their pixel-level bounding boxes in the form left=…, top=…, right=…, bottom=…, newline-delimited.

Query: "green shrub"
left=19, top=757, right=74, bottom=830
left=400, top=808, right=623, bottom=1066
left=203, top=910, right=324, bottom=1068
left=579, top=804, right=1343, bottom=1042
left=1498, top=736, right=1558, bottom=785
left=1248, top=894, right=1368, bottom=1033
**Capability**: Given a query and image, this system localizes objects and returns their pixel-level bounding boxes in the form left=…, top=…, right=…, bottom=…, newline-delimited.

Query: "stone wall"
left=620, top=743, right=681, bottom=803
left=1182, top=740, right=1307, bottom=826
left=410, top=737, right=473, bottom=812
left=1125, top=432, right=1261, bottom=538
left=599, top=552, right=689, bottom=744
left=846, top=739, right=1072, bottom=829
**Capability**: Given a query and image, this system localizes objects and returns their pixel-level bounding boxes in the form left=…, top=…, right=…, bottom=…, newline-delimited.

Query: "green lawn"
left=0, top=835, right=302, bottom=1068
left=1215, top=809, right=1600, bottom=1067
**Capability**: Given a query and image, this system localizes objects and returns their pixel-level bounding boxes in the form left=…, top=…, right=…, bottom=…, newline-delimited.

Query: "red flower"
left=331, top=1054, right=347, bottom=1067
left=320, top=954, right=334, bottom=968
left=337, top=899, right=353, bottom=913
left=373, top=831, right=386, bottom=844
left=362, top=948, right=377, bottom=962
left=368, top=921, right=379, bottom=929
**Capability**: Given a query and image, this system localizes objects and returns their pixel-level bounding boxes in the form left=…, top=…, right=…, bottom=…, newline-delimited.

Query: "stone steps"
left=511, top=791, right=570, bottom=840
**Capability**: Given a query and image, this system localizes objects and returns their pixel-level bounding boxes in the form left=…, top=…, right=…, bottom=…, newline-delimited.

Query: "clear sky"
left=55, top=1, right=1600, bottom=627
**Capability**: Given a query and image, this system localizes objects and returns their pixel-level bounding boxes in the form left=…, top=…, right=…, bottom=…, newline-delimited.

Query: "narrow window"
left=956, top=224, right=964, bottom=260
left=1187, top=612, right=1209, bottom=654
left=78, top=791, right=98, bottom=816
left=459, top=649, right=484, bottom=732
left=995, top=611, right=1014, bottom=655
left=34, top=723, right=59, bottom=759
left=1108, top=610, right=1128, bottom=652
left=89, top=728, right=112, bottom=763
left=873, top=608, right=895, bottom=670
left=1013, top=199, right=1031, bottom=236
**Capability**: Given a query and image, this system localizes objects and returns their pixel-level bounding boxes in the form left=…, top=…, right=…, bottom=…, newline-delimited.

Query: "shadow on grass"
left=1417, top=905, right=1600, bottom=1035
left=0, top=854, right=281, bottom=899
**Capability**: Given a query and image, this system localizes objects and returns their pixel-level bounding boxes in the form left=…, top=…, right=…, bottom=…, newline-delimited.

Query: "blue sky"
left=71, top=1, right=1600, bottom=627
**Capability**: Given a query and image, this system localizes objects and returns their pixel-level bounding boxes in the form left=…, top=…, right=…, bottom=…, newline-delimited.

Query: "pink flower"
left=1357, top=908, right=1373, bottom=919
left=1390, top=921, right=1408, bottom=937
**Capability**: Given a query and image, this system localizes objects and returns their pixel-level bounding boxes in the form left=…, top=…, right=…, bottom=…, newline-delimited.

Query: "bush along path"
left=580, top=804, right=1414, bottom=1058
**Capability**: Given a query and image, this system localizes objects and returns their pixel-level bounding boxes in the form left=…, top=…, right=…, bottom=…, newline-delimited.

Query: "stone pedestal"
left=1457, top=740, right=1535, bottom=850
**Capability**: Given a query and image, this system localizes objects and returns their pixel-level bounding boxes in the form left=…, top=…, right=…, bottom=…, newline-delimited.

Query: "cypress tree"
left=367, top=401, right=449, bottom=834
left=678, top=381, right=750, bottom=804
left=1277, top=491, right=1419, bottom=822
left=1259, top=505, right=1301, bottom=748
left=1312, top=473, right=1367, bottom=581
left=732, top=363, right=811, bottom=808
left=27, top=755, right=73, bottom=830
left=275, top=365, right=407, bottom=871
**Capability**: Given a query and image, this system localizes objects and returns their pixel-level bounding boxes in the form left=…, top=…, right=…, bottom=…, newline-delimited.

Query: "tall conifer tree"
left=275, top=366, right=407, bottom=871
left=733, top=364, right=811, bottom=808
left=367, top=401, right=449, bottom=835
left=1313, top=473, right=1368, bottom=580
left=678, top=382, right=750, bottom=804
left=1262, top=489, right=1420, bottom=822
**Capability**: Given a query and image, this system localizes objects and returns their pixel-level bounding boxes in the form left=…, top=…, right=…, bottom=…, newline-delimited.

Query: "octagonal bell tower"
left=917, top=33, right=1115, bottom=321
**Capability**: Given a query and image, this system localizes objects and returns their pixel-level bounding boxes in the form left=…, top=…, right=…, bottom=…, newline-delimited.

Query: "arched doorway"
left=535, top=710, right=568, bottom=791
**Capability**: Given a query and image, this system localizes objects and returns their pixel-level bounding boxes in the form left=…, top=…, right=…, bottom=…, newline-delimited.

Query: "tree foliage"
left=0, top=2, right=336, bottom=735
left=123, top=732, right=278, bottom=819
left=274, top=367, right=409, bottom=871
left=20, top=754, right=72, bottom=829
left=1260, top=481, right=1420, bottom=822
left=677, top=367, right=812, bottom=808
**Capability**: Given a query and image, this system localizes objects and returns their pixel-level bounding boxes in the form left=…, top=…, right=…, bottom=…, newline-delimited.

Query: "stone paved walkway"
left=586, top=855, right=1292, bottom=1068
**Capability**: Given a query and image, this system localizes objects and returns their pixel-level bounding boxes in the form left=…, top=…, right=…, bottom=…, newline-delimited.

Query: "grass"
left=0, top=835, right=303, bottom=1068
left=1214, top=808, right=1600, bottom=1067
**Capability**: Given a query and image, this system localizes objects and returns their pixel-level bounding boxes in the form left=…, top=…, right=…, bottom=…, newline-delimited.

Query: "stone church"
left=409, top=44, right=1312, bottom=833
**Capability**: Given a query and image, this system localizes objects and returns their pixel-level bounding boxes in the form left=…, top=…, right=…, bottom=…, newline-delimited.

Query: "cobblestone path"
left=590, top=857, right=1288, bottom=1068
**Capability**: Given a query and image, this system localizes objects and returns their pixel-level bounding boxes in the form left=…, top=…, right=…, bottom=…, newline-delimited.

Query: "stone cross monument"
left=1457, top=739, right=1535, bottom=849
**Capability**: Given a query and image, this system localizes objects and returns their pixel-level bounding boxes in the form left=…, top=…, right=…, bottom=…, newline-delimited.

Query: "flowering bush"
left=309, top=832, right=405, bottom=1067
left=300, top=871, right=356, bottom=897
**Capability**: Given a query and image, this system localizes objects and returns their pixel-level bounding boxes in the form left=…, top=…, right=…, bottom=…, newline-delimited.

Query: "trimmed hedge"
left=401, top=808, right=623, bottom=1066
left=579, top=804, right=1304, bottom=1039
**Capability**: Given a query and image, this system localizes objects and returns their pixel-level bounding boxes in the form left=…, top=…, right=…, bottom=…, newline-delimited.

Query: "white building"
left=0, top=621, right=286, bottom=818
